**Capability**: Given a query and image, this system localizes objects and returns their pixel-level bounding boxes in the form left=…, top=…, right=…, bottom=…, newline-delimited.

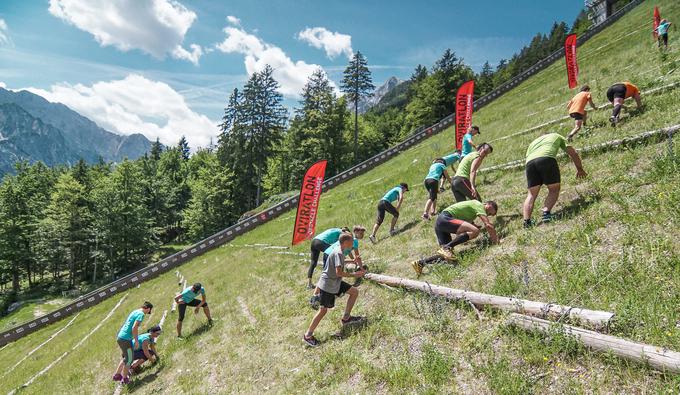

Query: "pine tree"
left=478, top=61, right=494, bottom=97
left=150, top=138, right=163, bottom=160
left=341, top=51, right=374, bottom=162
left=177, top=136, right=190, bottom=161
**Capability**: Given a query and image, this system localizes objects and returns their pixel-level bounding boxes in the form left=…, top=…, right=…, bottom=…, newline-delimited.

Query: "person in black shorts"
left=422, top=159, right=450, bottom=220
left=606, top=82, right=642, bottom=126
left=130, top=325, right=161, bottom=373
left=369, top=183, right=408, bottom=243
left=523, top=133, right=587, bottom=228
left=174, top=283, right=212, bottom=338
left=307, top=227, right=349, bottom=288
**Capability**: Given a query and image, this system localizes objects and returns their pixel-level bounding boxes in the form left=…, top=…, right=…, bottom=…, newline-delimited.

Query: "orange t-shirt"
left=624, top=82, right=639, bottom=98
left=567, top=92, right=591, bottom=115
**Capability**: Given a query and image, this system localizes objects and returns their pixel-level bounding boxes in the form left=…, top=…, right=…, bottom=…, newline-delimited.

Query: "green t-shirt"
left=117, top=309, right=145, bottom=341
left=442, top=200, right=487, bottom=222
left=525, top=133, right=569, bottom=163
left=455, top=151, right=480, bottom=178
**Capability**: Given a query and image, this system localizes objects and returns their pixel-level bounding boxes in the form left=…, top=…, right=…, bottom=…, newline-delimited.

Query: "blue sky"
left=0, top=0, right=583, bottom=147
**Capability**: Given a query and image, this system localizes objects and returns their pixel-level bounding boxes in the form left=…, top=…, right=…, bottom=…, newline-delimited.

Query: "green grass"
left=2, top=1, right=680, bottom=393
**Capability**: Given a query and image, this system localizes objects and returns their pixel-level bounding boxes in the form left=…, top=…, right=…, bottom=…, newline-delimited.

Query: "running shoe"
left=303, top=334, right=320, bottom=347
left=341, top=316, right=365, bottom=325
left=411, top=260, right=424, bottom=277
left=122, top=376, right=131, bottom=385
left=437, top=247, right=455, bottom=261
left=389, top=229, right=398, bottom=236
left=421, top=213, right=429, bottom=220
left=542, top=211, right=553, bottom=223
left=609, top=116, right=618, bottom=127
left=369, top=235, right=377, bottom=244
left=309, top=294, right=320, bottom=310
left=523, top=219, right=535, bottom=229
left=112, top=374, right=123, bottom=382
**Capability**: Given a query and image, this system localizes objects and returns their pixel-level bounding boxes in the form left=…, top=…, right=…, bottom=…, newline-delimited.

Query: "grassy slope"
left=2, top=1, right=680, bottom=393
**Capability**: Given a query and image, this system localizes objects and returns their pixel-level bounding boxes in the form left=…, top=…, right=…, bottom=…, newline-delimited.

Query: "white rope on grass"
left=12, top=294, right=129, bottom=393
left=489, top=81, right=680, bottom=144
left=158, top=310, right=168, bottom=329
left=3, top=313, right=81, bottom=378
left=236, top=297, right=257, bottom=325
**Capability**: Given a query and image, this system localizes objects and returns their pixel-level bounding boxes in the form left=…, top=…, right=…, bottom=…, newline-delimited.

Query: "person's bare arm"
left=174, top=293, right=184, bottom=304
left=353, top=248, right=362, bottom=264
left=142, top=341, right=153, bottom=361
left=634, top=94, right=642, bottom=109
left=565, top=146, right=587, bottom=178
left=442, top=169, right=451, bottom=184
left=335, top=265, right=365, bottom=278
left=479, top=215, right=499, bottom=244
left=589, top=97, right=596, bottom=109
left=469, top=158, right=482, bottom=197
left=132, top=321, right=141, bottom=349
left=396, top=192, right=403, bottom=210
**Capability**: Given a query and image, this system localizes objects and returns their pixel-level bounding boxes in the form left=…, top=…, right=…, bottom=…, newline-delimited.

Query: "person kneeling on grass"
left=130, top=325, right=162, bottom=373
left=369, top=183, right=409, bottom=243
left=412, top=200, right=499, bottom=276
left=307, top=226, right=350, bottom=289
left=175, top=283, right=213, bottom=338
left=303, top=233, right=366, bottom=347
left=523, top=133, right=587, bottom=228
left=113, top=301, right=153, bottom=384
left=566, top=85, right=597, bottom=142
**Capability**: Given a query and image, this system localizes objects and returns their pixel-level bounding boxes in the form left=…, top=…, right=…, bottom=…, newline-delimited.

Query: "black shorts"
left=607, top=84, right=626, bottom=102
left=133, top=348, right=157, bottom=361
left=526, top=157, right=561, bottom=188
left=117, top=338, right=134, bottom=366
left=177, top=299, right=208, bottom=322
left=660, top=33, right=668, bottom=45
left=319, top=281, right=352, bottom=309
left=434, top=212, right=465, bottom=246
left=376, top=199, right=399, bottom=225
left=569, top=112, right=584, bottom=121
left=424, top=178, right=439, bottom=200
left=451, top=176, right=478, bottom=202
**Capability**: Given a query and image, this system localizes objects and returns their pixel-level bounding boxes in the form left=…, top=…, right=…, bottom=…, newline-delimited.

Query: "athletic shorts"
left=660, top=33, right=668, bottom=46
left=319, top=281, right=352, bottom=309
left=424, top=178, right=439, bottom=201
left=569, top=112, right=584, bottom=121
left=451, top=176, right=478, bottom=202
left=434, top=212, right=465, bottom=246
left=376, top=199, right=399, bottom=225
left=607, top=84, right=626, bottom=102
left=177, top=299, right=208, bottom=322
left=308, top=239, right=331, bottom=279
left=526, top=157, right=561, bottom=188
left=117, top=338, right=134, bottom=366
left=133, top=348, right=157, bottom=361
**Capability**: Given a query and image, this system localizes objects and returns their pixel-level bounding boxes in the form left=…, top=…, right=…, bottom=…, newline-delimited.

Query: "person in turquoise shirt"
left=461, top=126, right=480, bottom=156
left=422, top=159, right=451, bottom=220
left=174, top=283, right=212, bottom=338
left=307, top=227, right=349, bottom=289
left=655, top=19, right=672, bottom=49
left=130, top=325, right=162, bottom=372
left=438, top=150, right=462, bottom=191
left=113, top=301, right=153, bottom=384
left=369, top=183, right=409, bottom=244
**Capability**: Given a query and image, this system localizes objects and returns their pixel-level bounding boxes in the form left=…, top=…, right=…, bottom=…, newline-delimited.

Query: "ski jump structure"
left=0, top=0, right=644, bottom=347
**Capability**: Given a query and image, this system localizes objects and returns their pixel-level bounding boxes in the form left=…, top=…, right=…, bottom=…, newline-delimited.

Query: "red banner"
left=455, top=80, right=474, bottom=150
left=291, top=160, right=327, bottom=245
left=653, top=6, right=661, bottom=40
left=564, top=34, right=578, bottom=89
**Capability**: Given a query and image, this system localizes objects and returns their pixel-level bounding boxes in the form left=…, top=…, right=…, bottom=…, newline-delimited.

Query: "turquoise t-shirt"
left=658, top=22, right=670, bottom=35
left=462, top=133, right=474, bottom=156
left=180, top=286, right=206, bottom=303
left=382, top=186, right=402, bottom=203
left=424, top=163, right=446, bottom=181
left=442, top=153, right=461, bottom=166
left=133, top=333, right=156, bottom=350
left=117, top=309, right=145, bottom=341
left=313, top=228, right=342, bottom=245
left=324, top=238, right=359, bottom=256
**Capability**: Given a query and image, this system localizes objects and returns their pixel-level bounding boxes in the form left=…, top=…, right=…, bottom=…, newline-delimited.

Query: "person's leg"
left=431, top=199, right=437, bottom=216
left=343, top=286, right=359, bottom=320
left=122, top=344, right=133, bottom=378
left=423, top=199, right=432, bottom=217
left=177, top=303, right=187, bottom=336
left=449, top=221, right=480, bottom=243
left=305, top=307, right=327, bottom=336
left=384, top=201, right=399, bottom=233
left=523, top=186, right=541, bottom=221
left=203, top=305, right=212, bottom=320
left=543, top=183, right=561, bottom=214
left=568, top=119, right=583, bottom=140
left=612, top=97, right=624, bottom=118
left=307, top=246, right=320, bottom=285
left=372, top=202, right=386, bottom=237
left=389, top=215, right=399, bottom=233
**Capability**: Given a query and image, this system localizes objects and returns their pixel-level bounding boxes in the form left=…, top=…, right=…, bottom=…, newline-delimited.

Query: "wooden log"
left=508, top=313, right=680, bottom=374
left=364, top=273, right=614, bottom=329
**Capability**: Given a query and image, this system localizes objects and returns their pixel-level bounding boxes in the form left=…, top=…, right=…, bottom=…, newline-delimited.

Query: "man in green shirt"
left=452, top=143, right=493, bottom=202
left=523, top=133, right=587, bottom=228
left=412, top=200, right=499, bottom=276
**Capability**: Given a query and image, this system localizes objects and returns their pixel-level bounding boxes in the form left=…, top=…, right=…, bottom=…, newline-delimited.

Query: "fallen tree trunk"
left=508, top=313, right=680, bottom=374
left=364, top=273, right=614, bottom=329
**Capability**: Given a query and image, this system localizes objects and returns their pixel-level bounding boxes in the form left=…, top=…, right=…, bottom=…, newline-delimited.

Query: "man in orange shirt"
left=566, top=85, right=597, bottom=141
left=606, top=81, right=642, bottom=126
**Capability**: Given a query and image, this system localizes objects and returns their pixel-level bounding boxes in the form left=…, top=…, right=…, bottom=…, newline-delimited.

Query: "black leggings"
left=376, top=199, right=399, bottom=225
left=308, top=239, right=331, bottom=279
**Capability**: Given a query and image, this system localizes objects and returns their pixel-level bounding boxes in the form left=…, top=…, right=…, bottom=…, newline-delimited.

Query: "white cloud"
left=297, top=27, right=353, bottom=60
left=0, top=82, right=6, bottom=89
left=226, top=15, right=241, bottom=26
left=48, top=0, right=203, bottom=65
left=25, top=74, right=217, bottom=148
left=0, top=18, right=11, bottom=46
left=215, top=23, right=332, bottom=97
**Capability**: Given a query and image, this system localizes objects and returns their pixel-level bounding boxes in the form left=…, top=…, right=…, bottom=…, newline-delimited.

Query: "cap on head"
left=149, top=325, right=162, bottom=334
left=470, top=125, right=480, bottom=134
left=143, top=301, right=153, bottom=312
left=580, top=85, right=590, bottom=92
left=192, top=283, right=202, bottom=292
left=400, top=182, right=409, bottom=191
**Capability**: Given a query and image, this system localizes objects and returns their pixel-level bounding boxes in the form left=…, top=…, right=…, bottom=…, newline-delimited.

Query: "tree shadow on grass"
left=128, top=363, right=165, bottom=393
